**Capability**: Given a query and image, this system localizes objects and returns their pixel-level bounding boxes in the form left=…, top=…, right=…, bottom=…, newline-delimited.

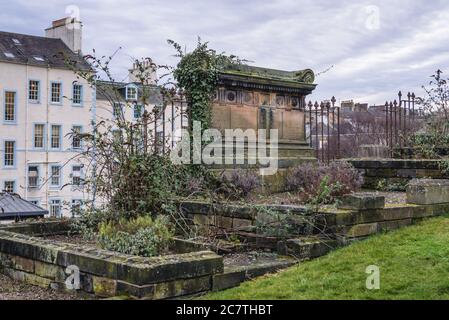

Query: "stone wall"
left=347, top=159, right=449, bottom=190
left=181, top=188, right=449, bottom=256
left=0, top=225, right=223, bottom=299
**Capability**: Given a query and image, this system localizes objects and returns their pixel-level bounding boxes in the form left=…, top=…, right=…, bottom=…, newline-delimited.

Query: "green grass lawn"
left=202, top=216, right=449, bottom=300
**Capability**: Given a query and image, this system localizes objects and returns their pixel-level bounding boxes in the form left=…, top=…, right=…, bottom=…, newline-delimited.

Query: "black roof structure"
left=96, top=80, right=164, bottom=105
left=0, top=193, right=48, bottom=220
left=0, top=31, right=90, bottom=70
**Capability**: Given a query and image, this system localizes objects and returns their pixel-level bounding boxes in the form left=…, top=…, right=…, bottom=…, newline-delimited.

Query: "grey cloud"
left=1, top=0, right=448, bottom=104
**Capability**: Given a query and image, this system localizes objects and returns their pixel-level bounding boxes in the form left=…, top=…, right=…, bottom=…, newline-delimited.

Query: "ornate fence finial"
left=331, top=96, right=336, bottom=107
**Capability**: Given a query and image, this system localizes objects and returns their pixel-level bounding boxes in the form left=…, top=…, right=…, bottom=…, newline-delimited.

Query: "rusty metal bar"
left=337, top=105, right=340, bottom=159
left=154, top=107, right=158, bottom=153
left=180, top=100, right=184, bottom=129
left=394, top=100, right=398, bottom=147
left=385, top=101, right=389, bottom=149
left=162, top=103, right=166, bottom=154
left=171, top=101, right=175, bottom=149
left=315, top=101, right=319, bottom=160
left=332, top=106, right=336, bottom=160
left=326, top=102, right=330, bottom=164
left=389, top=102, right=393, bottom=156
left=320, top=102, right=324, bottom=162
left=308, top=101, right=313, bottom=147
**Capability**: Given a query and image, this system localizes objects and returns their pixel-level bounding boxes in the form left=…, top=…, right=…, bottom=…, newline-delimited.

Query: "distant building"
left=0, top=18, right=185, bottom=217
left=0, top=18, right=93, bottom=218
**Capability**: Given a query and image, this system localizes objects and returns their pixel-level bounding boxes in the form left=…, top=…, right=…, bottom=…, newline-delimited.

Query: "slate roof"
left=0, top=31, right=91, bottom=70
left=96, top=80, right=164, bottom=105
left=0, top=193, right=48, bottom=220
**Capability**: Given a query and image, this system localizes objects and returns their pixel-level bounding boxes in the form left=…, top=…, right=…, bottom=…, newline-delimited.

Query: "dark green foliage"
left=409, top=70, right=449, bottom=159
left=169, top=38, right=241, bottom=131
left=98, top=215, right=174, bottom=257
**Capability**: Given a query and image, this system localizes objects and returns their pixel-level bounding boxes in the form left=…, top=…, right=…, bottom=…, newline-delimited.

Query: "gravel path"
left=0, top=274, right=87, bottom=300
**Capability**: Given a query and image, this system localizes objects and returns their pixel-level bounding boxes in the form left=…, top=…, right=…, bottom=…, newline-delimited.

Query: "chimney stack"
left=45, top=17, right=82, bottom=54
left=128, top=58, right=157, bottom=84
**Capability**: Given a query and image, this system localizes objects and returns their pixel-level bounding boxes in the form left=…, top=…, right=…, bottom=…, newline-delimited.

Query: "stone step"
left=279, top=237, right=339, bottom=260
left=212, top=258, right=297, bottom=292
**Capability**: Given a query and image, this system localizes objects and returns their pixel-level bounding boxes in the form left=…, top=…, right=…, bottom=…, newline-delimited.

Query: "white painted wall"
left=0, top=61, right=187, bottom=218
left=0, top=61, right=94, bottom=217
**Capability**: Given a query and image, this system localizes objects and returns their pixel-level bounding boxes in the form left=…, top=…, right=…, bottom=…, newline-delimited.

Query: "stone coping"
left=0, top=230, right=223, bottom=286
left=180, top=200, right=311, bottom=219
left=0, top=219, right=71, bottom=236
left=347, top=158, right=445, bottom=169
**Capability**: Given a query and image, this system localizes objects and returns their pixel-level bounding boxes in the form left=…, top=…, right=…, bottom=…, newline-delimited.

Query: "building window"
left=156, top=131, right=164, bottom=153
left=134, top=104, right=142, bottom=119
left=112, top=129, right=122, bottom=143
left=50, top=165, right=61, bottom=187
left=181, top=115, right=189, bottom=129
left=34, top=124, right=45, bottom=148
left=51, top=125, right=61, bottom=149
left=28, top=166, right=39, bottom=188
left=4, top=91, right=16, bottom=122
left=3, top=181, right=15, bottom=193
left=29, top=200, right=40, bottom=206
left=126, top=86, right=137, bottom=101
left=4, top=140, right=15, bottom=167
left=51, top=82, right=62, bottom=103
left=72, top=126, right=82, bottom=149
left=72, top=84, right=83, bottom=105
left=113, top=103, right=122, bottom=118
left=29, top=80, right=40, bottom=102
left=71, top=199, right=83, bottom=217
left=72, top=165, right=83, bottom=186
left=50, top=199, right=62, bottom=218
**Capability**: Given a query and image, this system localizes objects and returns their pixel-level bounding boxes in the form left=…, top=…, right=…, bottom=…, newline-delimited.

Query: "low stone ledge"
left=0, top=220, right=71, bottom=236
left=338, top=193, right=385, bottom=210
left=283, top=238, right=338, bottom=260
left=407, top=179, right=449, bottom=205
left=0, top=230, right=223, bottom=288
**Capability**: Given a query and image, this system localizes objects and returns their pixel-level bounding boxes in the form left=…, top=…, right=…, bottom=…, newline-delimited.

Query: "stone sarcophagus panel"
left=210, top=64, right=317, bottom=164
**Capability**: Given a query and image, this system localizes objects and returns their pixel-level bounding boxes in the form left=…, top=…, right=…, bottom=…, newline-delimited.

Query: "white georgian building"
left=0, top=18, right=185, bottom=218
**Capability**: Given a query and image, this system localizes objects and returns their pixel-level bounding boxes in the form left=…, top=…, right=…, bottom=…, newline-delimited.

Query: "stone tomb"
left=211, top=64, right=317, bottom=168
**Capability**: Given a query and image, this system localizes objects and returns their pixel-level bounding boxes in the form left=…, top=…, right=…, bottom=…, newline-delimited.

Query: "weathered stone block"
left=23, top=272, right=52, bottom=288
left=193, top=214, right=212, bottom=226
left=232, top=218, right=252, bottom=230
left=344, top=223, right=378, bottom=238
left=215, top=216, right=233, bottom=229
left=11, top=255, right=34, bottom=273
left=338, top=193, right=385, bottom=210
left=153, top=276, right=211, bottom=300
left=212, top=268, right=246, bottom=291
left=92, top=276, right=117, bottom=297
left=35, top=260, right=65, bottom=280
left=116, top=281, right=155, bottom=299
left=116, top=251, right=223, bottom=286
left=286, top=238, right=338, bottom=259
left=407, top=179, right=449, bottom=205
left=378, top=219, right=412, bottom=232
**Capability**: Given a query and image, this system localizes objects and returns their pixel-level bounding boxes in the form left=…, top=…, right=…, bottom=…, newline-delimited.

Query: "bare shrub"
left=285, top=161, right=363, bottom=203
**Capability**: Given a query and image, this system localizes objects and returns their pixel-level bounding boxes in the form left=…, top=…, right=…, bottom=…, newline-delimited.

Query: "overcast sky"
left=1, top=0, right=448, bottom=104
